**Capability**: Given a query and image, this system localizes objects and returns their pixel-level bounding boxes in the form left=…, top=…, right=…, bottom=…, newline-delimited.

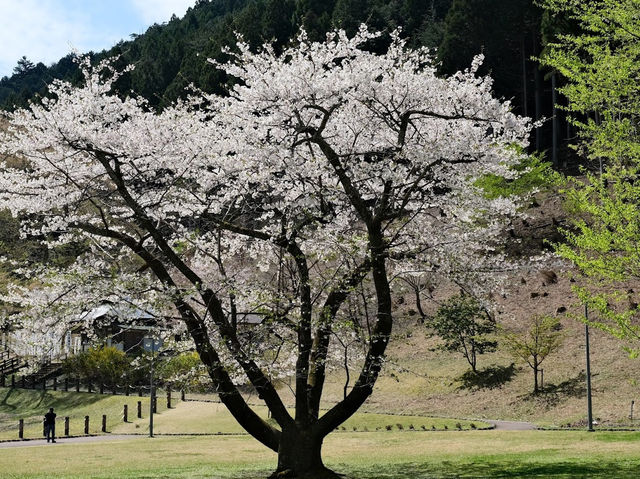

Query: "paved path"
left=486, top=420, right=537, bottom=430
left=0, top=435, right=144, bottom=448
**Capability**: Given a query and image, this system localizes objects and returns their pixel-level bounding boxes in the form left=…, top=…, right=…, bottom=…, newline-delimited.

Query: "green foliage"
left=63, top=347, right=140, bottom=389
left=541, top=0, right=640, bottom=166
left=431, top=294, right=497, bottom=372
left=156, top=351, right=210, bottom=391
left=540, top=0, right=640, bottom=351
left=475, top=152, right=560, bottom=200
left=502, top=315, right=563, bottom=393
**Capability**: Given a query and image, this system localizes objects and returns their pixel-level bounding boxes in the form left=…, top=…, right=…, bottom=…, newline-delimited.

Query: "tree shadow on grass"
left=335, top=460, right=640, bottom=478
left=457, top=364, right=517, bottom=391
left=521, top=372, right=587, bottom=407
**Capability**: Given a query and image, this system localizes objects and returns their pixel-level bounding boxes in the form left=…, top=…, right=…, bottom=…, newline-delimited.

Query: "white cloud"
left=131, top=0, right=195, bottom=25
left=0, top=0, right=124, bottom=77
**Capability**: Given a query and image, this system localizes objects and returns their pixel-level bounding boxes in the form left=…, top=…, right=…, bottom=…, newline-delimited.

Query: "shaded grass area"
left=2, top=431, right=640, bottom=478
left=457, top=364, right=517, bottom=391
left=0, top=387, right=168, bottom=440
left=340, top=460, right=640, bottom=478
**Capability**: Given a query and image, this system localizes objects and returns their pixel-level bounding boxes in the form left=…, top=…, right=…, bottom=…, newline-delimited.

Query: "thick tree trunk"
left=414, top=288, right=426, bottom=323
left=270, top=429, right=338, bottom=479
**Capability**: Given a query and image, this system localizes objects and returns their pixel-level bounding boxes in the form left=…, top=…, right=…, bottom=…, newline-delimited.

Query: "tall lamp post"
left=585, top=303, right=594, bottom=432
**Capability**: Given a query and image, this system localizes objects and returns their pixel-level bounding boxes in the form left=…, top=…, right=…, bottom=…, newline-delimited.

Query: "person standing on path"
left=44, top=408, right=56, bottom=443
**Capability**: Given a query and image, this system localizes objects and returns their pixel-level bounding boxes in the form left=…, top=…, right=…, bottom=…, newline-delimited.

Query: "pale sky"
left=0, top=0, right=196, bottom=78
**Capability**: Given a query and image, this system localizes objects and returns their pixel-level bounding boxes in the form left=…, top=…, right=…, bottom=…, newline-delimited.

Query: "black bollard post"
left=64, top=417, right=70, bottom=436
left=84, top=416, right=90, bottom=435
left=137, top=401, right=142, bottom=419
left=123, top=404, right=128, bottom=423
left=101, top=415, right=107, bottom=433
left=19, top=419, right=24, bottom=439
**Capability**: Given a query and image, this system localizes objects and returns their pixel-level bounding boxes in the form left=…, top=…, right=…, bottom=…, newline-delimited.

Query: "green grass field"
left=1, top=430, right=640, bottom=478
left=0, top=387, right=488, bottom=440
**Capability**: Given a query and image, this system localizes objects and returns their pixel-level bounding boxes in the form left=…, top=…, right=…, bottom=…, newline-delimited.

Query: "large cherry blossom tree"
left=0, top=28, right=530, bottom=478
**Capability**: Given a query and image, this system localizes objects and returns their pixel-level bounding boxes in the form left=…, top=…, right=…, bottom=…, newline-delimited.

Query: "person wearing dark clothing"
left=44, top=408, right=56, bottom=443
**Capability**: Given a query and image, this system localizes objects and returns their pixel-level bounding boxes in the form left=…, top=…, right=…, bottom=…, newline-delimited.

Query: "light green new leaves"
left=540, top=0, right=640, bottom=353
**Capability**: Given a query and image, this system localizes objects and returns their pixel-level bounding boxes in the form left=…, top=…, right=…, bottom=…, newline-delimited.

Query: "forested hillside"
left=0, top=0, right=573, bottom=165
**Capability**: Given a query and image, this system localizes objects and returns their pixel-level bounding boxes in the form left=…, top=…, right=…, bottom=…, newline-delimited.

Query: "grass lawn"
left=0, top=387, right=489, bottom=440
left=1, top=430, right=640, bottom=478
left=113, top=401, right=488, bottom=435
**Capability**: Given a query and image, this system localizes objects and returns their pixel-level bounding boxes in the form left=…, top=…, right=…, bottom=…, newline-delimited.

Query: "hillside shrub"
left=63, top=346, right=138, bottom=389
left=432, top=294, right=498, bottom=373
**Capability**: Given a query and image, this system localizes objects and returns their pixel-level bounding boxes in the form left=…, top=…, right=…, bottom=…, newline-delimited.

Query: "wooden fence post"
left=167, top=390, right=171, bottom=409
left=123, top=404, right=128, bottom=423
left=101, top=415, right=107, bottom=433
left=84, top=416, right=90, bottom=435
left=137, top=401, right=142, bottom=419
left=19, top=419, right=24, bottom=439
left=181, top=389, right=185, bottom=401
left=64, top=417, right=70, bottom=436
